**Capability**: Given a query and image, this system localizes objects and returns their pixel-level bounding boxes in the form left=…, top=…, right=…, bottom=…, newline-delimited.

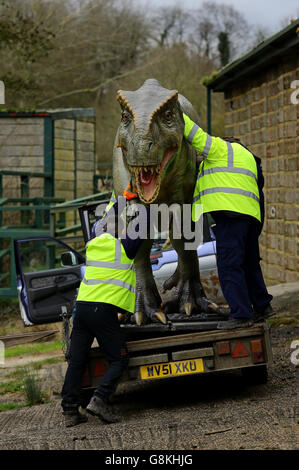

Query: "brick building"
left=206, top=20, right=299, bottom=285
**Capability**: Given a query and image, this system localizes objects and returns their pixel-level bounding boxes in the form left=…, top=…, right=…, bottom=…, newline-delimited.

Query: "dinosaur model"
left=112, top=78, right=220, bottom=325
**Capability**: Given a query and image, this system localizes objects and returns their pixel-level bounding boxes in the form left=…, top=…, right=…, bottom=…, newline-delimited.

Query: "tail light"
left=250, top=339, right=264, bottom=363
left=232, top=340, right=249, bottom=358
left=93, top=360, right=107, bottom=377
left=217, top=341, right=231, bottom=355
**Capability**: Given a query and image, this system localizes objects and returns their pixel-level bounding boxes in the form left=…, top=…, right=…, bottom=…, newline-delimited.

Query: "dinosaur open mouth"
left=130, top=147, right=177, bottom=203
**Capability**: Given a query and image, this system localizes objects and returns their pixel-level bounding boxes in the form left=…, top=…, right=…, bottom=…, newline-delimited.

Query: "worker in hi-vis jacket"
left=61, top=195, right=148, bottom=427
left=183, top=113, right=273, bottom=330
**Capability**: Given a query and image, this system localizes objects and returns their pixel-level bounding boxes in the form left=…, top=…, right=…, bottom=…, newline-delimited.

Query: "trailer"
left=14, top=200, right=273, bottom=407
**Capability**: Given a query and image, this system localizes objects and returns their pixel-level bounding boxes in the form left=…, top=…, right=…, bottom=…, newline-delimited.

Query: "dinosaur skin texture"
left=113, top=79, right=219, bottom=325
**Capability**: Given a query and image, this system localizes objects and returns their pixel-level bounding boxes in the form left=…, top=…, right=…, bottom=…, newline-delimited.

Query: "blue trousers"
left=61, top=301, right=129, bottom=411
left=213, top=213, right=272, bottom=319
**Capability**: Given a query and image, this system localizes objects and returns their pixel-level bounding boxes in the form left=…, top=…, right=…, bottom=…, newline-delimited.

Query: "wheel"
left=241, top=365, right=268, bottom=385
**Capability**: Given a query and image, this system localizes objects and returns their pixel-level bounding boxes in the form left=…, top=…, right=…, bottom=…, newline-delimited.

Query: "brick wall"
left=222, top=55, right=299, bottom=285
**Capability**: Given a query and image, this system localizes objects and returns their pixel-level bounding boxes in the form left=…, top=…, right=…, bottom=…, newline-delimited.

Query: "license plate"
left=140, top=358, right=204, bottom=380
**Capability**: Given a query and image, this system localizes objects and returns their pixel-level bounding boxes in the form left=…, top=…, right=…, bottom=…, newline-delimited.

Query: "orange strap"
left=123, top=183, right=138, bottom=200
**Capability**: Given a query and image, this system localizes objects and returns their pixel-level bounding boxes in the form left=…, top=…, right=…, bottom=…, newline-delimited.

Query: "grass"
left=23, top=371, right=45, bottom=406
left=0, top=379, right=23, bottom=395
left=0, top=403, right=24, bottom=412
left=4, top=356, right=64, bottom=381
left=268, top=316, right=298, bottom=327
left=5, top=340, right=62, bottom=358
left=0, top=368, right=48, bottom=408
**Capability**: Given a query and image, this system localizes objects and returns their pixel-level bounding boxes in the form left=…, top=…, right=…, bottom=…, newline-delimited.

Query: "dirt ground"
left=0, top=285, right=298, bottom=451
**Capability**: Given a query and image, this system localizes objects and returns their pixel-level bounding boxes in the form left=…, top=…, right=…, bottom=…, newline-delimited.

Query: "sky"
left=141, top=0, right=299, bottom=32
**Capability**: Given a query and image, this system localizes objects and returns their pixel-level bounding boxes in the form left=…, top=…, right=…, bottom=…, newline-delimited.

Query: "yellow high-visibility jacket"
left=77, top=232, right=136, bottom=313
left=183, top=113, right=261, bottom=223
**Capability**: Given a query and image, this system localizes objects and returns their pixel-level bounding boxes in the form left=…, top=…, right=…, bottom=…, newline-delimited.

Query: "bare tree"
left=192, top=1, right=251, bottom=65
left=149, top=5, right=191, bottom=47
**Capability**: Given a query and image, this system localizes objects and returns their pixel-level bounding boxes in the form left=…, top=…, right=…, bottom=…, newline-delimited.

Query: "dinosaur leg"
left=133, top=238, right=167, bottom=325
left=162, top=236, right=219, bottom=316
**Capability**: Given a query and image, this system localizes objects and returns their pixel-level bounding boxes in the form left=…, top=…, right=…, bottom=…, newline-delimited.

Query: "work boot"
left=63, top=409, right=88, bottom=428
left=217, top=317, right=253, bottom=330
left=86, top=395, right=119, bottom=423
left=253, top=304, right=275, bottom=323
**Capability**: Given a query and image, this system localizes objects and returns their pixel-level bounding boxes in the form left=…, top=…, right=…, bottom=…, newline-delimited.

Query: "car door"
left=14, top=237, right=85, bottom=325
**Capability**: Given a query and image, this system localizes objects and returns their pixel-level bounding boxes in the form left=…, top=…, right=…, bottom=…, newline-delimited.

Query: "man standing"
left=61, top=195, right=146, bottom=426
left=183, top=113, right=273, bottom=330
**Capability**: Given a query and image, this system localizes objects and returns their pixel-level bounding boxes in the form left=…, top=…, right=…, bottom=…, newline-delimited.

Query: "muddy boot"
left=86, top=395, right=119, bottom=423
left=217, top=317, right=253, bottom=330
left=253, top=304, right=275, bottom=323
left=63, top=409, right=88, bottom=428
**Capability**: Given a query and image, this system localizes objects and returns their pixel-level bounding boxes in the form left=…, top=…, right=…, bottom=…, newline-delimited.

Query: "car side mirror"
left=61, top=251, right=80, bottom=267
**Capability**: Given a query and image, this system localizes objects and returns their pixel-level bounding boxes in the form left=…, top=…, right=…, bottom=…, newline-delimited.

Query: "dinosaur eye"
left=164, top=110, right=173, bottom=121
left=121, top=111, right=131, bottom=125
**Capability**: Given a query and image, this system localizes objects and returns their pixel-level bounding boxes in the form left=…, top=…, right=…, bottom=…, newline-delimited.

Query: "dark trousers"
left=213, top=213, right=273, bottom=319
left=61, top=301, right=129, bottom=411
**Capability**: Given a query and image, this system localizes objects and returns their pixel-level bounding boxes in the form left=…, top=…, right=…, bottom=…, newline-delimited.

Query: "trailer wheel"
left=241, top=365, right=268, bottom=385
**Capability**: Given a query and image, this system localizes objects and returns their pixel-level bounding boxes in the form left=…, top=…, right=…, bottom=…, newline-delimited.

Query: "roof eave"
left=207, top=19, right=299, bottom=92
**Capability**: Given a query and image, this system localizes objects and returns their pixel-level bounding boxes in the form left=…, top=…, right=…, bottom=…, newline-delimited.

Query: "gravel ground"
left=0, top=323, right=297, bottom=451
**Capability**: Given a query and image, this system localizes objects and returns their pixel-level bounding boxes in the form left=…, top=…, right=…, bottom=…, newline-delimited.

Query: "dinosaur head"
left=116, top=79, right=185, bottom=203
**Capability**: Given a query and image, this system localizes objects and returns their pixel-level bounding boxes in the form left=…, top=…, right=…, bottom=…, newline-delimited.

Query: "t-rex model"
left=112, top=78, right=220, bottom=325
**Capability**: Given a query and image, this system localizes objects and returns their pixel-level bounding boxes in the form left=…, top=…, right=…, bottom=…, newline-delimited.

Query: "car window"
left=17, top=238, right=82, bottom=273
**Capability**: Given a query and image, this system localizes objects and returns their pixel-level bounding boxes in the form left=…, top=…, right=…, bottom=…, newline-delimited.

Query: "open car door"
left=14, top=237, right=85, bottom=326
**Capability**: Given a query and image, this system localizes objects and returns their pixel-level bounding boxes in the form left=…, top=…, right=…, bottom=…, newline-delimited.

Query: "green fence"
left=0, top=169, right=64, bottom=297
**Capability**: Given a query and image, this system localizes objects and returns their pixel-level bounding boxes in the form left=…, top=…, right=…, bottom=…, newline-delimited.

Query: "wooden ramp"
left=0, top=330, right=59, bottom=348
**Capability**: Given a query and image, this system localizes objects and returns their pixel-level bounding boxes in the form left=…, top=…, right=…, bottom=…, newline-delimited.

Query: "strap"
left=194, top=187, right=260, bottom=203
left=82, top=277, right=136, bottom=293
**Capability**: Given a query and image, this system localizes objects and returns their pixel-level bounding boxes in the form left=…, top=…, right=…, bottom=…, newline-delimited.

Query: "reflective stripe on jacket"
left=77, top=232, right=136, bottom=313
left=183, top=114, right=261, bottom=223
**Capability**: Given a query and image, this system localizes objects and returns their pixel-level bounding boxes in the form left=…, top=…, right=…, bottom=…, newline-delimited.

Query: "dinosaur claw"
left=135, top=311, right=144, bottom=326
left=184, top=302, right=194, bottom=316
left=154, top=311, right=167, bottom=325
left=208, top=302, right=219, bottom=312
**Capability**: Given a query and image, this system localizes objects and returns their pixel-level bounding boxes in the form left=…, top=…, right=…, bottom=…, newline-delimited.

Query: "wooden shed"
left=0, top=108, right=96, bottom=204
left=0, top=108, right=96, bottom=296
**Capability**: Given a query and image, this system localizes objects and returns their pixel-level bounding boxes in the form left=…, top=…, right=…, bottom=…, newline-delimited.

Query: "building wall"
left=222, top=54, right=299, bottom=284
left=0, top=117, right=44, bottom=226
left=54, top=118, right=95, bottom=227
left=54, top=119, right=95, bottom=201
left=0, top=117, right=44, bottom=199
left=75, top=121, right=95, bottom=199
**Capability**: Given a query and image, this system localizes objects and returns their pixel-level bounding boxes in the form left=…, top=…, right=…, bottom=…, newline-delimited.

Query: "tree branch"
left=37, top=56, right=161, bottom=106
